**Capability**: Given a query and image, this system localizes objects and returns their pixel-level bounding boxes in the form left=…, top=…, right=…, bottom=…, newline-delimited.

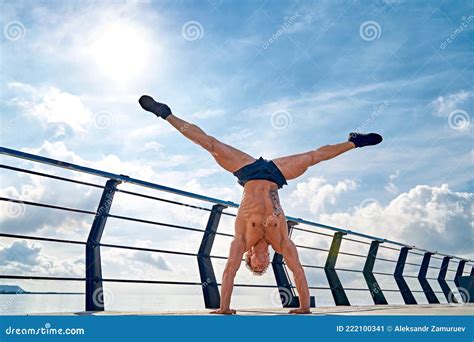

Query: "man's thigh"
left=210, top=139, right=256, bottom=173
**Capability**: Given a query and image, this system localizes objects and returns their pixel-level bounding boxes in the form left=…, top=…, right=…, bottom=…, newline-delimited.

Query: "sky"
left=0, top=0, right=473, bottom=312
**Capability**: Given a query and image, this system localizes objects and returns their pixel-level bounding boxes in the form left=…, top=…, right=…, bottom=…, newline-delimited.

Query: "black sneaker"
left=348, top=132, right=383, bottom=148
left=138, top=95, right=172, bottom=119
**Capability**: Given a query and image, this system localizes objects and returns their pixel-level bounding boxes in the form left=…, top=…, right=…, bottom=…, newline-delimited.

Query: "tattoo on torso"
left=269, top=189, right=282, bottom=216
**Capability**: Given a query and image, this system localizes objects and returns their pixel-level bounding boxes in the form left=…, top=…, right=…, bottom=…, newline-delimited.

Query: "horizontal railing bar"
left=99, top=243, right=199, bottom=257
left=295, top=245, right=329, bottom=253
left=0, top=164, right=105, bottom=189
left=342, top=237, right=371, bottom=245
left=289, top=218, right=390, bottom=244
left=372, top=271, right=393, bottom=276
left=116, top=189, right=212, bottom=213
left=99, top=242, right=226, bottom=260
left=215, top=231, right=234, bottom=237
left=107, top=214, right=206, bottom=233
left=0, top=197, right=214, bottom=235
left=0, top=198, right=96, bottom=215
left=1, top=146, right=470, bottom=262
left=0, top=147, right=240, bottom=208
left=102, top=278, right=203, bottom=286
left=103, top=279, right=281, bottom=289
left=0, top=233, right=86, bottom=245
left=407, top=250, right=426, bottom=257
left=221, top=212, right=237, bottom=217
left=379, top=245, right=401, bottom=252
left=0, top=275, right=85, bottom=281
left=301, top=264, right=324, bottom=270
left=339, top=251, right=367, bottom=258
left=292, top=226, right=334, bottom=237
left=0, top=275, right=449, bottom=294
left=375, top=257, right=398, bottom=263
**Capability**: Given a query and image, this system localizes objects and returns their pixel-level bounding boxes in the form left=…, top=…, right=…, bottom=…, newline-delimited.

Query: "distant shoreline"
left=0, top=292, right=84, bottom=295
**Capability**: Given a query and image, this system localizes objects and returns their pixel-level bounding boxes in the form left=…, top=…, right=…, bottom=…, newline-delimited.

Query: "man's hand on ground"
left=209, top=308, right=237, bottom=315
left=288, top=307, right=311, bottom=314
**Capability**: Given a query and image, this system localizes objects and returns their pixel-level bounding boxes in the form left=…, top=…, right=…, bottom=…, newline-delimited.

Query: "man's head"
left=244, top=245, right=270, bottom=276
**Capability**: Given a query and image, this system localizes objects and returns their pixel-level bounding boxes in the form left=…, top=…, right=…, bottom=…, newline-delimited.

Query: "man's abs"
left=236, top=180, right=286, bottom=249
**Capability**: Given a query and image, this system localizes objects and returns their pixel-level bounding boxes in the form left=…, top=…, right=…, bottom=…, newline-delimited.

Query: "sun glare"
left=88, top=22, right=151, bottom=84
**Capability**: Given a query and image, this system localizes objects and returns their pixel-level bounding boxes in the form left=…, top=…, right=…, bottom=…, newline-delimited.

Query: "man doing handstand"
left=138, top=95, right=383, bottom=314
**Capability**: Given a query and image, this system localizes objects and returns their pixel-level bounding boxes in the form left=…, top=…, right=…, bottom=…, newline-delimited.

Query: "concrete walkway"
left=29, top=304, right=474, bottom=316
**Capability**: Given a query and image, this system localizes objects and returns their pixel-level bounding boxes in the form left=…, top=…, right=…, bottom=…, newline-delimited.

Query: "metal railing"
left=0, top=146, right=472, bottom=311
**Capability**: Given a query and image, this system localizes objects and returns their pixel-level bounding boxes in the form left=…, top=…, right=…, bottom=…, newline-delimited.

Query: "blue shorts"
left=232, top=157, right=288, bottom=189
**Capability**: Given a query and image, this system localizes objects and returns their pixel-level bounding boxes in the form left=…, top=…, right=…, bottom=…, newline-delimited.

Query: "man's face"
left=250, top=250, right=270, bottom=273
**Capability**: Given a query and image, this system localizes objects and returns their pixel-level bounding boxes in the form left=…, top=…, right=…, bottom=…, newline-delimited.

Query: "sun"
left=88, top=22, right=151, bottom=84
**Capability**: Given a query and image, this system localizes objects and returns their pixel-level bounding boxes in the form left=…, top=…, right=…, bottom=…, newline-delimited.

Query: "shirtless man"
left=138, top=95, right=383, bottom=314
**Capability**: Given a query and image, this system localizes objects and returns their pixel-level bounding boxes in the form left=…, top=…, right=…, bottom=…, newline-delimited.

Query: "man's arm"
left=281, top=238, right=311, bottom=314
left=210, top=237, right=245, bottom=314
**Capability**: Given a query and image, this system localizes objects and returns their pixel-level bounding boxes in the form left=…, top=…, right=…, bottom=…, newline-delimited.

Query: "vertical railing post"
left=394, top=247, right=417, bottom=304
left=325, top=232, right=350, bottom=306
left=363, top=240, right=387, bottom=305
left=418, top=252, right=440, bottom=303
left=453, top=261, right=474, bottom=303
left=85, top=179, right=121, bottom=311
left=438, top=256, right=457, bottom=303
left=271, top=220, right=315, bottom=308
left=454, top=260, right=466, bottom=288
left=197, top=204, right=226, bottom=309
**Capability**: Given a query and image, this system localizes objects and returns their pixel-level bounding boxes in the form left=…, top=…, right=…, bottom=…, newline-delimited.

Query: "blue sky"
left=0, top=0, right=473, bottom=311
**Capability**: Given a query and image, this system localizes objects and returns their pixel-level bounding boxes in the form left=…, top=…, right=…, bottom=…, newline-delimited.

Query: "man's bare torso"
left=235, top=179, right=288, bottom=253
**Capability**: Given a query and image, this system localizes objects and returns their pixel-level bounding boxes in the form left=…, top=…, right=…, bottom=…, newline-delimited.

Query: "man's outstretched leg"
left=272, top=133, right=382, bottom=180
left=139, top=95, right=255, bottom=172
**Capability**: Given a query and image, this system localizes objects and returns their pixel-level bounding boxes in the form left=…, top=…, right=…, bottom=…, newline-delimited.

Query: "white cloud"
left=385, top=169, right=400, bottom=194
left=320, top=184, right=473, bottom=258
left=8, top=82, right=92, bottom=133
left=289, top=177, right=358, bottom=215
left=0, top=240, right=83, bottom=277
left=431, top=90, right=473, bottom=117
